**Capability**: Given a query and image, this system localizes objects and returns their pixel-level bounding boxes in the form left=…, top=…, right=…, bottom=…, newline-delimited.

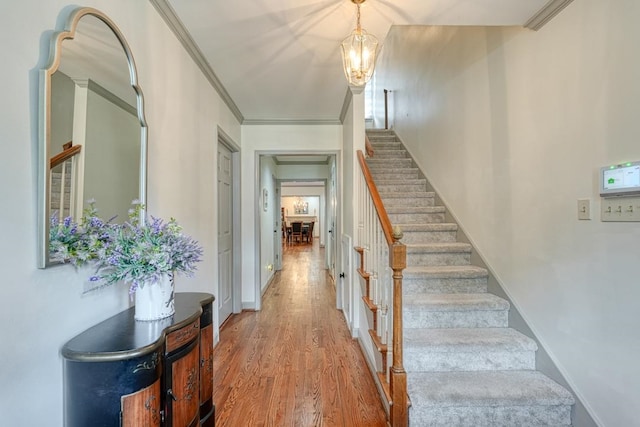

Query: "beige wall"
left=371, top=1, right=640, bottom=425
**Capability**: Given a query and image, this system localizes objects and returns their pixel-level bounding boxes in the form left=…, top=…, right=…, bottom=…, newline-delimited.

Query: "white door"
left=274, top=183, right=283, bottom=271
left=341, top=234, right=354, bottom=334
left=218, top=143, right=234, bottom=325
left=328, top=161, right=338, bottom=280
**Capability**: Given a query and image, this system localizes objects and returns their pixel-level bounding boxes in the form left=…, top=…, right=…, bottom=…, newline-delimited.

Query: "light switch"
left=601, top=196, right=640, bottom=222
left=577, top=199, right=591, bottom=220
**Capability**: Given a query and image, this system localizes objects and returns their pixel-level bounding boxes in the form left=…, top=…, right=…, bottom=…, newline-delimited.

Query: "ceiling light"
left=340, top=0, right=378, bottom=86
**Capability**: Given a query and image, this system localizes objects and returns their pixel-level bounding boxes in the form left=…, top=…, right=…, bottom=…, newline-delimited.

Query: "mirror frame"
left=37, top=7, right=148, bottom=268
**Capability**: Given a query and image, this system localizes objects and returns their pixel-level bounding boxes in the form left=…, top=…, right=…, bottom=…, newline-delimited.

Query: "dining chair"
left=291, top=222, right=303, bottom=244
left=284, top=221, right=293, bottom=245
left=303, top=221, right=315, bottom=243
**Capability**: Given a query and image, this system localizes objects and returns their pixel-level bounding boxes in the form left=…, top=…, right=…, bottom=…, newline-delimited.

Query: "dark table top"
left=61, top=292, right=214, bottom=362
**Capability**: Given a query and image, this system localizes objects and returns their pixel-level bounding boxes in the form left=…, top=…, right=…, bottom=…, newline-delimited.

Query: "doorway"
left=256, top=152, right=339, bottom=310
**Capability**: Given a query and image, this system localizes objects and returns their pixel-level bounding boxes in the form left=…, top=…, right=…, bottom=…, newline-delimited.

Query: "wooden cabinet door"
left=166, top=340, right=200, bottom=427
left=200, top=324, right=214, bottom=405
left=121, top=380, right=161, bottom=427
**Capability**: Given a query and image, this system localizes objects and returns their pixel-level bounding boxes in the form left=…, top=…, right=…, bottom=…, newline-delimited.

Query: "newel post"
left=390, top=226, right=408, bottom=426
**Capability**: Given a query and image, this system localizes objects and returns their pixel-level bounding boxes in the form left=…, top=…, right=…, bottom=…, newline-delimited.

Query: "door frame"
left=254, top=150, right=341, bottom=312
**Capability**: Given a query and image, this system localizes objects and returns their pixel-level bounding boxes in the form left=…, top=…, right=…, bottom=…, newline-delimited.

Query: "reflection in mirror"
left=38, top=8, right=147, bottom=268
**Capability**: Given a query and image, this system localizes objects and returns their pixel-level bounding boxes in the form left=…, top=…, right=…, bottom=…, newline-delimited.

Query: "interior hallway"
left=212, top=241, right=387, bottom=426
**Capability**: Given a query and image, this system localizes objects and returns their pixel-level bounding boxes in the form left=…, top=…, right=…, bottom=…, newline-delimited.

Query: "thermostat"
left=599, top=161, right=640, bottom=197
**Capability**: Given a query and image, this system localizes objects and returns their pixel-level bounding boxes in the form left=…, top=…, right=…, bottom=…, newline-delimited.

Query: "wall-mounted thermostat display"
left=599, top=161, right=640, bottom=197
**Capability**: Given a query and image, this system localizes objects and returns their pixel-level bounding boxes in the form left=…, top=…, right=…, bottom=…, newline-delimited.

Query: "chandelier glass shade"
left=341, top=0, right=378, bottom=86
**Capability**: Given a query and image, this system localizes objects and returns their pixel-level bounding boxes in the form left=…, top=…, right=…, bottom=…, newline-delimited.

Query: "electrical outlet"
left=577, top=199, right=591, bottom=220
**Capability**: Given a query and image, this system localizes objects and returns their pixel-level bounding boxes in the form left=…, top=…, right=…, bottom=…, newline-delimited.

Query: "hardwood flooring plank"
left=213, top=242, right=387, bottom=426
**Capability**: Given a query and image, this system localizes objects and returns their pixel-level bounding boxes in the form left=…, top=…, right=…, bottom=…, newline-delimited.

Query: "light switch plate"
left=577, top=199, right=591, bottom=220
left=601, top=196, right=640, bottom=222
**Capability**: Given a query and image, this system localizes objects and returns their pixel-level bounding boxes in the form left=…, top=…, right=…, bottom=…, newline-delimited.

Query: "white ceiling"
left=154, top=0, right=565, bottom=123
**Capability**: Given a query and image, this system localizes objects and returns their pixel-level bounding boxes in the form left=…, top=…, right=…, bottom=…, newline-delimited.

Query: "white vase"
left=134, top=272, right=175, bottom=321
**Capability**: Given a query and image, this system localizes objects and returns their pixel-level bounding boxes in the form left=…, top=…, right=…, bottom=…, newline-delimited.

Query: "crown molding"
left=525, top=0, right=574, bottom=31
left=149, top=0, right=244, bottom=123
left=87, top=80, right=138, bottom=116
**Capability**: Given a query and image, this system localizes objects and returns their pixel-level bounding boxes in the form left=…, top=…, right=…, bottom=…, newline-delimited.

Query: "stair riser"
left=377, top=183, right=426, bottom=192
left=380, top=196, right=435, bottom=207
left=389, top=213, right=445, bottom=223
left=368, top=168, right=414, bottom=176
left=368, top=135, right=397, bottom=142
left=404, top=278, right=488, bottom=294
left=407, top=252, right=471, bottom=266
left=372, top=172, right=419, bottom=180
left=367, top=159, right=413, bottom=168
left=404, top=350, right=536, bottom=372
left=373, top=150, right=408, bottom=159
left=404, top=309, right=508, bottom=328
left=401, top=231, right=457, bottom=243
left=370, top=142, right=403, bottom=150
left=408, top=405, right=572, bottom=427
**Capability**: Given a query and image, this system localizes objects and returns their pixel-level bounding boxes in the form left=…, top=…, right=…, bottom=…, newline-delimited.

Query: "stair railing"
left=356, top=149, right=408, bottom=426
left=50, top=141, right=81, bottom=169
left=50, top=142, right=81, bottom=219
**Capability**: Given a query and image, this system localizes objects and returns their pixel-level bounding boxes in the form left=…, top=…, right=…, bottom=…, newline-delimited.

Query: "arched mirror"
left=37, top=7, right=147, bottom=268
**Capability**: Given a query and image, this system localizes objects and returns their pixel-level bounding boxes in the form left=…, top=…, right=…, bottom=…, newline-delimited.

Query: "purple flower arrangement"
left=50, top=201, right=203, bottom=295
left=49, top=200, right=114, bottom=266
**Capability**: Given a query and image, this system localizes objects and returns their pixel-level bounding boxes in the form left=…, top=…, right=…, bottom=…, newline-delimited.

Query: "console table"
left=61, top=292, right=215, bottom=427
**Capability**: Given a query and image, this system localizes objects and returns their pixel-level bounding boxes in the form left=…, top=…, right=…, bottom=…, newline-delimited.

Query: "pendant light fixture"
left=340, top=0, right=378, bottom=86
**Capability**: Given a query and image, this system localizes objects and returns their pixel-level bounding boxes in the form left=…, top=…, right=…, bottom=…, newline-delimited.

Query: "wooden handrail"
left=50, top=143, right=82, bottom=169
left=357, top=148, right=408, bottom=426
left=357, top=150, right=395, bottom=246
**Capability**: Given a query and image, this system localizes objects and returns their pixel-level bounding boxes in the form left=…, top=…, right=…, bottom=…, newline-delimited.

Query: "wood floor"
left=212, top=241, right=388, bottom=426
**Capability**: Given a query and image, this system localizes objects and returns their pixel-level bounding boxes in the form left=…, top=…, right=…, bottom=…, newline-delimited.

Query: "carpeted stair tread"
left=407, top=370, right=575, bottom=408
left=366, top=158, right=412, bottom=167
left=374, top=178, right=426, bottom=185
left=368, top=134, right=397, bottom=140
left=370, top=167, right=420, bottom=176
left=405, top=293, right=509, bottom=311
left=370, top=143, right=403, bottom=151
left=386, top=206, right=445, bottom=214
left=396, top=223, right=458, bottom=232
left=404, top=265, right=488, bottom=279
left=405, top=327, right=538, bottom=353
left=406, top=242, right=472, bottom=253
left=370, top=172, right=420, bottom=180
left=379, top=191, right=435, bottom=199
left=372, top=149, right=408, bottom=157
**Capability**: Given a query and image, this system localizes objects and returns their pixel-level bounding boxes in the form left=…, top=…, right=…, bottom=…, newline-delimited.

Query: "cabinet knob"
left=167, top=389, right=178, bottom=401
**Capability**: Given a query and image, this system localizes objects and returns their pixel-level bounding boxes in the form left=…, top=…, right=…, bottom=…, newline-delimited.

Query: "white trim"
left=525, top=0, right=574, bottom=31
left=149, top=0, right=244, bottom=123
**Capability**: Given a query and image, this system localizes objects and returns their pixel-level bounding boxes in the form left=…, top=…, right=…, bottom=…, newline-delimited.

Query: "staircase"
left=50, top=165, right=72, bottom=219
left=365, top=129, right=575, bottom=427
